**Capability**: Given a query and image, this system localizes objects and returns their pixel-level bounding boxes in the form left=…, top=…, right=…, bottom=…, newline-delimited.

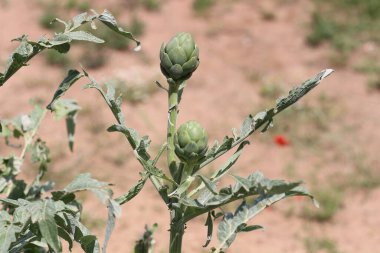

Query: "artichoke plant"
left=160, top=32, right=199, bottom=83
left=174, top=120, right=208, bottom=164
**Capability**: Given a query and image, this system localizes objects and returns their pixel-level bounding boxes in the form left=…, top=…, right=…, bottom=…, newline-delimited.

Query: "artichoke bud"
left=160, top=32, right=200, bottom=84
left=174, top=120, right=208, bottom=164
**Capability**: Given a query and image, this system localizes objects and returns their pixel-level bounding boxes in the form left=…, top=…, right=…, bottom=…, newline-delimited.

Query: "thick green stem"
left=167, top=84, right=179, bottom=178
left=167, top=82, right=185, bottom=253
left=169, top=220, right=185, bottom=253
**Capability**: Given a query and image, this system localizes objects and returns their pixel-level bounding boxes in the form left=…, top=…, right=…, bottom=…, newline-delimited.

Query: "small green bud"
left=160, top=32, right=200, bottom=83
left=174, top=120, right=208, bottom=164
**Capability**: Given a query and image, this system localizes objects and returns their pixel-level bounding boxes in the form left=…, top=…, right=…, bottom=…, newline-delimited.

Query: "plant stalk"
left=167, top=84, right=179, bottom=178
left=169, top=220, right=185, bottom=253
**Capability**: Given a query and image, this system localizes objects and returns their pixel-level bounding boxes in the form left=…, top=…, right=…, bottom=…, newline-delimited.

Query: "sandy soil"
left=0, top=0, right=379, bottom=252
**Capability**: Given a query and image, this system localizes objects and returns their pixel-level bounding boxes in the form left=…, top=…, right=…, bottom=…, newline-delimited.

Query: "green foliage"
left=193, top=0, right=215, bottom=15
left=304, top=237, right=340, bottom=253
left=133, top=224, right=158, bottom=253
left=0, top=10, right=140, bottom=87
left=142, top=0, right=161, bottom=11
left=307, top=0, right=380, bottom=68
left=0, top=9, right=335, bottom=253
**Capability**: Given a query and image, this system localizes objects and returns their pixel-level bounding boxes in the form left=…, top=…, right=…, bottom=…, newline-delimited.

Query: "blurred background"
left=0, top=0, right=379, bottom=252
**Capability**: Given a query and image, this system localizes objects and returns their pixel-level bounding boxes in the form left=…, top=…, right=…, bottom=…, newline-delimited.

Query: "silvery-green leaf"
left=115, top=173, right=148, bottom=205
left=47, top=70, right=83, bottom=111
left=0, top=10, right=141, bottom=87
left=199, top=69, right=334, bottom=169
left=203, top=211, right=213, bottom=247
left=38, top=199, right=61, bottom=252
left=98, top=10, right=141, bottom=50
left=102, top=199, right=121, bottom=253
left=64, top=173, right=110, bottom=193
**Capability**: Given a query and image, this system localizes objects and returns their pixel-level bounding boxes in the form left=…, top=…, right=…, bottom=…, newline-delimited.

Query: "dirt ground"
left=0, top=0, right=379, bottom=252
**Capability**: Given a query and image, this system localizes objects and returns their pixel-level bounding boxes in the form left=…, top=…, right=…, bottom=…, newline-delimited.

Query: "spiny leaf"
left=0, top=35, right=38, bottom=86
left=182, top=171, right=315, bottom=222
left=66, top=31, right=105, bottom=43
left=115, top=173, right=149, bottom=205
left=197, top=175, right=218, bottom=195
left=189, top=141, right=249, bottom=198
left=215, top=200, right=267, bottom=251
left=47, top=70, right=83, bottom=110
left=203, top=211, right=213, bottom=247
left=199, top=69, right=334, bottom=169
left=98, top=10, right=141, bottom=51
left=0, top=10, right=140, bottom=87
left=50, top=98, right=81, bottom=152
left=82, top=70, right=152, bottom=161
left=64, top=173, right=110, bottom=193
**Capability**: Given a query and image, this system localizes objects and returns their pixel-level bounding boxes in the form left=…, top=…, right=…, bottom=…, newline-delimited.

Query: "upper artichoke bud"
left=174, top=120, right=208, bottom=164
left=160, top=33, right=199, bottom=83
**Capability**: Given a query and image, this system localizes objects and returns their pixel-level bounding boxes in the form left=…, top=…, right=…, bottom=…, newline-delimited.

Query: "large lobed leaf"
left=0, top=10, right=140, bottom=87
left=0, top=173, right=119, bottom=253
left=181, top=171, right=317, bottom=222
left=199, top=69, right=334, bottom=169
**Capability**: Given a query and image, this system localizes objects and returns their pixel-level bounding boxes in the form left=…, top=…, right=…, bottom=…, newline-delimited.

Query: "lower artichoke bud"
left=174, top=120, right=208, bottom=164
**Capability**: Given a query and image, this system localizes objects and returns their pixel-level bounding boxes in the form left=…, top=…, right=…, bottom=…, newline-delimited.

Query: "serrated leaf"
left=47, top=70, right=83, bottom=111
left=215, top=200, right=266, bottom=251
left=211, top=141, right=249, bottom=181
left=0, top=198, right=20, bottom=207
left=230, top=174, right=251, bottom=192
left=82, top=70, right=152, bottom=161
left=190, top=141, right=249, bottom=198
left=58, top=226, right=74, bottom=251
left=38, top=199, right=61, bottom=252
left=197, top=175, right=218, bottom=195
left=203, top=211, right=213, bottom=247
left=80, top=235, right=100, bottom=253
left=98, top=10, right=140, bottom=50
left=64, top=173, right=110, bottom=193
left=0, top=222, right=21, bottom=253
left=237, top=224, right=263, bottom=232
left=67, top=31, right=105, bottom=43
left=115, top=174, right=148, bottom=205
left=49, top=99, right=80, bottom=151
left=170, top=176, right=196, bottom=197
left=276, top=69, right=334, bottom=111
left=199, top=70, right=334, bottom=169
left=0, top=10, right=140, bottom=87
left=66, top=109, right=77, bottom=152
left=182, top=171, right=315, bottom=223
left=71, top=12, right=93, bottom=31
left=102, top=199, right=121, bottom=253
left=0, top=36, right=37, bottom=86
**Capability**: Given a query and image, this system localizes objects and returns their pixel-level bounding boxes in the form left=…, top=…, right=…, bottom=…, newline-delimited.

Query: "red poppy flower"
left=274, top=135, right=289, bottom=146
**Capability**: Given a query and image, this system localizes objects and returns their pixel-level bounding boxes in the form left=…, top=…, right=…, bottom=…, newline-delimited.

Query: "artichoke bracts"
left=174, top=120, right=208, bottom=165
left=160, top=33, right=199, bottom=83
